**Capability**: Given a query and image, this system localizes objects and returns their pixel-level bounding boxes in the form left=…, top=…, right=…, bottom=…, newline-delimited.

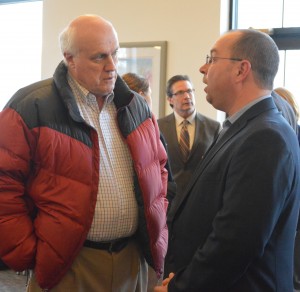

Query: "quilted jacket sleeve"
left=0, top=108, right=37, bottom=271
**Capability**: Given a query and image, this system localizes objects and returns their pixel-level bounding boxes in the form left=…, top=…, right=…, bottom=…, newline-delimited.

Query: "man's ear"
left=236, top=60, right=251, bottom=79
left=64, top=53, right=75, bottom=69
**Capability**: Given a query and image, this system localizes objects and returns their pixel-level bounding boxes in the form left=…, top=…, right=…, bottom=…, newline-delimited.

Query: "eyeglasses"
left=206, top=55, right=242, bottom=65
left=171, top=88, right=195, bottom=97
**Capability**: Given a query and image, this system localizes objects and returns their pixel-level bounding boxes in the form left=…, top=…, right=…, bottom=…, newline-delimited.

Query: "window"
left=230, top=0, right=300, bottom=115
left=0, top=0, right=42, bottom=110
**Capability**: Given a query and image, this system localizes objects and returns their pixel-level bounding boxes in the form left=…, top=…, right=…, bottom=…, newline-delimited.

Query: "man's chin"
left=102, top=84, right=115, bottom=95
left=104, top=89, right=114, bottom=97
left=93, top=88, right=114, bottom=98
left=206, top=95, right=213, bottom=105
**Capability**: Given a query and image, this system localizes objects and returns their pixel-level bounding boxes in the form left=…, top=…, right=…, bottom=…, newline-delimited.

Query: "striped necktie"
left=179, top=120, right=190, bottom=161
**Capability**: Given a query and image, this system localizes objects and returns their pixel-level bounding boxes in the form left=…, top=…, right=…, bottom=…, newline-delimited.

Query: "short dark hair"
left=230, top=29, right=279, bottom=89
left=166, top=75, right=192, bottom=97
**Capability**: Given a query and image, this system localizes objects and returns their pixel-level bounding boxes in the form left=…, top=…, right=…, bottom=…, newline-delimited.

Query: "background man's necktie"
left=179, top=120, right=190, bottom=160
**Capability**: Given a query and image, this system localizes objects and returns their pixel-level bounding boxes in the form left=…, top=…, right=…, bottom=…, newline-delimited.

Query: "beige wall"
left=42, top=0, right=230, bottom=121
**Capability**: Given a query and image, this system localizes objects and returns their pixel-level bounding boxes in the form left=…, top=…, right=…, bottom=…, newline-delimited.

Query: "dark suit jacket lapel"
left=169, top=113, right=181, bottom=154
left=167, top=114, right=182, bottom=157
left=168, top=97, right=277, bottom=222
left=189, top=113, right=201, bottom=157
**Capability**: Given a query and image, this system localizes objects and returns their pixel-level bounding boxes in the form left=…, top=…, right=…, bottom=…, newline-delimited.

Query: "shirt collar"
left=174, top=109, right=196, bottom=126
left=228, top=95, right=271, bottom=125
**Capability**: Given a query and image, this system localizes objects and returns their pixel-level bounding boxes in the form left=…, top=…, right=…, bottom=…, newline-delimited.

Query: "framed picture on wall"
left=118, top=41, right=167, bottom=118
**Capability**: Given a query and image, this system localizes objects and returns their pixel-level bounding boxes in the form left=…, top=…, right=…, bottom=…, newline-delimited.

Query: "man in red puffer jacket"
left=0, top=14, right=168, bottom=291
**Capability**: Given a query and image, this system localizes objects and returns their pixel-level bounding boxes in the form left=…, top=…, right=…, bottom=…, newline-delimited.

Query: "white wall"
left=42, top=0, right=229, bottom=121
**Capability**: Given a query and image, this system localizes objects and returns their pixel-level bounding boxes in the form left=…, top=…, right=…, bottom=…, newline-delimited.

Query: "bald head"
left=60, top=14, right=118, bottom=60
left=59, top=14, right=119, bottom=98
left=69, top=14, right=115, bottom=36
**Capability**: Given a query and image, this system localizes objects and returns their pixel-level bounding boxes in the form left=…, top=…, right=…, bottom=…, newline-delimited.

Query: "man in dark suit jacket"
left=158, top=75, right=221, bottom=198
left=155, top=29, right=300, bottom=292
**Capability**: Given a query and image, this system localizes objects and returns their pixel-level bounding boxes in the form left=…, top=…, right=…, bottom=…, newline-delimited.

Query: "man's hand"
left=154, top=273, right=175, bottom=292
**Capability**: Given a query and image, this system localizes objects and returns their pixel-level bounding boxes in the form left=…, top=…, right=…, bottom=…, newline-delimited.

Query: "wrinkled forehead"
left=78, top=27, right=118, bottom=54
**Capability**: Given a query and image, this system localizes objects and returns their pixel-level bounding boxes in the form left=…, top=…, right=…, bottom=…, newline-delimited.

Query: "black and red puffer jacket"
left=0, top=62, right=168, bottom=290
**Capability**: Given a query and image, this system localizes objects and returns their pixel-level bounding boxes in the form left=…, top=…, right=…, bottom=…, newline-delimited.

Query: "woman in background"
left=274, top=87, right=300, bottom=145
left=274, top=87, right=300, bottom=292
left=122, top=72, right=175, bottom=292
left=122, top=72, right=153, bottom=110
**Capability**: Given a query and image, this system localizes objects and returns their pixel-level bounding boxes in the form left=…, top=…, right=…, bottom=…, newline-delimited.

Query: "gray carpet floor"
left=0, top=270, right=27, bottom=292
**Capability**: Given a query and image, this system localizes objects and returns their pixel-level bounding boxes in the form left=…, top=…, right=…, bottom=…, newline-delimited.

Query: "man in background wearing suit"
left=158, top=75, right=220, bottom=197
left=156, top=29, right=300, bottom=292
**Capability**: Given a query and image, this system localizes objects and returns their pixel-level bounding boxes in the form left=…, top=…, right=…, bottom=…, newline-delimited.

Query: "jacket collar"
left=53, top=61, right=83, bottom=123
left=113, top=75, right=134, bottom=110
left=53, top=62, right=135, bottom=121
